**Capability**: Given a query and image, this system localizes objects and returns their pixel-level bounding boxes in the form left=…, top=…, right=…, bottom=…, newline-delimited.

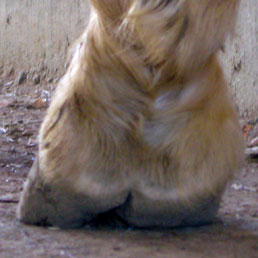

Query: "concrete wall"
left=0, top=0, right=90, bottom=75
left=221, top=0, right=258, bottom=120
left=0, top=0, right=257, bottom=119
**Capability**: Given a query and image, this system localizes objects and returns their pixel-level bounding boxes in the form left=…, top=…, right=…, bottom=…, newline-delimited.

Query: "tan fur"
left=17, top=0, right=244, bottom=228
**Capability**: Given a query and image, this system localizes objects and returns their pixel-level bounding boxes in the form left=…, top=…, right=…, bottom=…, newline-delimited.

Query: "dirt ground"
left=0, top=74, right=257, bottom=258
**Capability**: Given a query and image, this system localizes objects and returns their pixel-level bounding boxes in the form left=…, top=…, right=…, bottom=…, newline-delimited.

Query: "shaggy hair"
left=17, top=0, right=244, bottom=228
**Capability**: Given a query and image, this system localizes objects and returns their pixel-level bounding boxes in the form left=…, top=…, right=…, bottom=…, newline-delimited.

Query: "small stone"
left=250, top=137, right=258, bottom=147
left=33, top=74, right=41, bottom=85
left=48, top=77, right=54, bottom=83
left=246, top=147, right=258, bottom=157
left=27, top=98, right=47, bottom=109
left=3, top=81, right=14, bottom=87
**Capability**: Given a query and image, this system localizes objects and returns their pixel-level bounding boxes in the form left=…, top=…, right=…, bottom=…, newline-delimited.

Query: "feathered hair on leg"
left=125, top=0, right=240, bottom=75
left=17, top=0, right=244, bottom=229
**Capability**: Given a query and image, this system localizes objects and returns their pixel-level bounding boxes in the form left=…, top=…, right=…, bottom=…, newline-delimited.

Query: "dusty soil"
left=0, top=75, right=257, bottom=258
